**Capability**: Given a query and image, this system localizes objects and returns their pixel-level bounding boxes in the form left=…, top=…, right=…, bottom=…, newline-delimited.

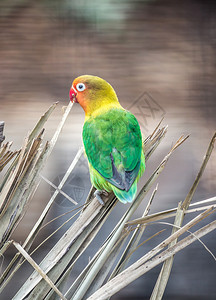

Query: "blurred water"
left=0, top=0, right=216, bottom=299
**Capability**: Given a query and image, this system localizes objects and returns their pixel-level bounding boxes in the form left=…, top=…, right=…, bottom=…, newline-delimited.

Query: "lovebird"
left=69, top=75, right=145, bottom=204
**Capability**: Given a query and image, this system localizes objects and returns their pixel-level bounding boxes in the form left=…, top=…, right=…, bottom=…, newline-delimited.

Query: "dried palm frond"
left=0, top=105, right=215, bottom=300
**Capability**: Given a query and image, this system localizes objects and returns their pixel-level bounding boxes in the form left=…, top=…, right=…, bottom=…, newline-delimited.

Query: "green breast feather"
left=82, top=108, right=143, bottom=192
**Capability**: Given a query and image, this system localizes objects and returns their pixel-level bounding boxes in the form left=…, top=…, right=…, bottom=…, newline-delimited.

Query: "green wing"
left=83, top=108, right=143, bottom=191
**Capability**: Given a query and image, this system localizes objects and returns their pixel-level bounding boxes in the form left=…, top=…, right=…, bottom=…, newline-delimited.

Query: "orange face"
left=70, top=79, right=86, bottom=103
left=69, top=77, right=92, bottom=113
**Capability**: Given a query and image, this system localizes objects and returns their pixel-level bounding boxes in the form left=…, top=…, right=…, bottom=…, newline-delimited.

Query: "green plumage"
left=83, top=107, right=145, bottom=203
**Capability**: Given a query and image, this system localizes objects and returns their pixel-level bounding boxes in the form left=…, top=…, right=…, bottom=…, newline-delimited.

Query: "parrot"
left=69, top=75, right=145, bottom=204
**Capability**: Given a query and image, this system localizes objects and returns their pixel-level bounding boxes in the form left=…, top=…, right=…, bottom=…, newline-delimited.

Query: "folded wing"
left=83, top=108, right=142, bottom=191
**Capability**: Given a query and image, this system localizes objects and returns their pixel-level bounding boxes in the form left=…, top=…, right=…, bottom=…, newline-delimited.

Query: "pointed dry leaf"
left=12, top=241, right=67, bottom=300
left=87, top=219, right=216, bottom=300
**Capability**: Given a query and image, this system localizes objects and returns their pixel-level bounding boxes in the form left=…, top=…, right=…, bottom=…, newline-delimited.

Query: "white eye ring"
left=76, top=83, right=86, bottom=92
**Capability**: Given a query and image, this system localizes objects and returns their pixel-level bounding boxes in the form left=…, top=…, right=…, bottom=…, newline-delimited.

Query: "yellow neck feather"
left=85, top=101, right=122, bottom=120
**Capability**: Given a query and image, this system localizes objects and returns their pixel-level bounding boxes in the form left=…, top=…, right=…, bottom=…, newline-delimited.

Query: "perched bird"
left=69, top=75, right=145, bottom=204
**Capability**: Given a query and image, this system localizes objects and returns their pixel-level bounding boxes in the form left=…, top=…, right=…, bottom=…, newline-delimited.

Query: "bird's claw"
left=94, top=190, right=109, bottom=206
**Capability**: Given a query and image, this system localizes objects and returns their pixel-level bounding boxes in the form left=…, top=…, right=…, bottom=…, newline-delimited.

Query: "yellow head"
left=69, top=75, right=121, bottom=118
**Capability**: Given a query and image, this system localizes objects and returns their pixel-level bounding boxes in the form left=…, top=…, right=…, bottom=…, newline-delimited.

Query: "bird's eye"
left=76, top=83, right=86, bottom=92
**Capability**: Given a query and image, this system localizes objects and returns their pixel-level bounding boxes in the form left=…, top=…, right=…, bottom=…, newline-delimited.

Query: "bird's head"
left=69, top=75, right=120, bottom=117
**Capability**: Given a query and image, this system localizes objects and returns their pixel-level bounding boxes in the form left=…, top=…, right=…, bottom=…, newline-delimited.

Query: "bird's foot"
left=94, top=190, right=109, bottom=206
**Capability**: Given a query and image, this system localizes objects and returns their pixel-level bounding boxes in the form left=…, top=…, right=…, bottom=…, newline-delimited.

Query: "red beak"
left=69, top=87, right=78, bottom=103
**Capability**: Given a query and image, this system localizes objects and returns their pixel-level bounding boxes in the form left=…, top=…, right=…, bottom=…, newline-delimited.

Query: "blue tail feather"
left=112, top=182, right=137, bottom=204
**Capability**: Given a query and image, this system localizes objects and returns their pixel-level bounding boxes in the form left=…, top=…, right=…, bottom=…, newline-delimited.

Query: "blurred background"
left=0, top=0, right=216, bottom=299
